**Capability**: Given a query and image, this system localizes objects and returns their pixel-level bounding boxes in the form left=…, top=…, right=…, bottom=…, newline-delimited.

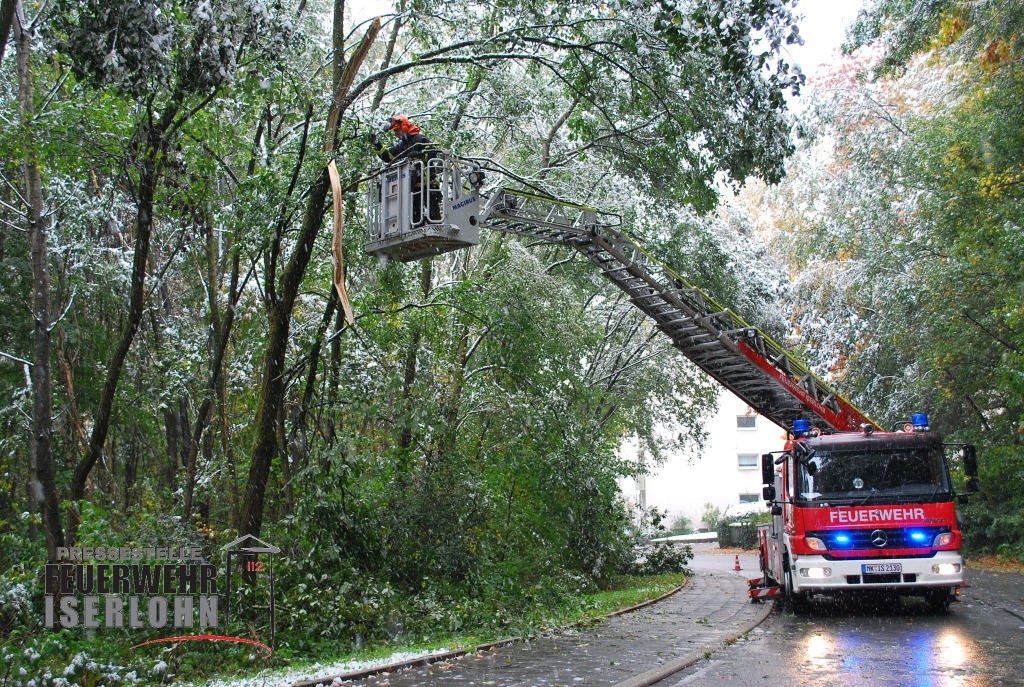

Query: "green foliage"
left=48, top=0, right=294, bottom=95
left=717, top=512, right=769, bottom=550
left=668, top=514, right=693, bottom=535
left=0, top=564, right=37, bottom=639
left=632, top=543, right=694, bottom=575
left=846, top=0, right=1024, bottom=76
left=845, top=0, right=959, bottom=74
left=960, top=443, right=1024, bottom=558
left=1, top=0, right=801, bottom=680
left=700, top=502, right=723, bottom=531
left=755, top=0, right=1024, bottom=555
left=614, top=506, right=693, bottom=575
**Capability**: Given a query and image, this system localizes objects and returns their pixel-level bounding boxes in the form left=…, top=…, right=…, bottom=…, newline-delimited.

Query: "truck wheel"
left=785, top=570, right=811, bottom=615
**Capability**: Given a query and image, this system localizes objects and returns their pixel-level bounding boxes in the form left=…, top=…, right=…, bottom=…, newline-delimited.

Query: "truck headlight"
left=799, top=567, right=831, bottom=578
left=805, top=537, right=827, bottom=551
left=933, top=532, right=954, bottom=547
left=931, top=563, right=961, bottom=575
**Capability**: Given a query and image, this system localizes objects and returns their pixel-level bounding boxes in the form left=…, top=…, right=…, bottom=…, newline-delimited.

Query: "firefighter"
left=367, top=115, right=434, bottom=164
left=367, top=115, right=439, bottom=224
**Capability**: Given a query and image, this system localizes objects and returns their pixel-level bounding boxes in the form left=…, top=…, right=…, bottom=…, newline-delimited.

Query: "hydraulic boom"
left=363, top=153, right=876, bottom=433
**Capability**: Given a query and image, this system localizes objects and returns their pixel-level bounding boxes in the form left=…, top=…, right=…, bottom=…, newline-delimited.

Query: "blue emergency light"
left=909, top=531, right=928, bottom=543
left=911, top=413, right=930, bottom=430
left=793, top=418, right=810, bottom=437
left=834, top=534, right=851, bottom=545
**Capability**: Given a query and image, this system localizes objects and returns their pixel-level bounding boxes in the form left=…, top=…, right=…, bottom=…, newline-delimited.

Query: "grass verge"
left=6, top=572, right=688, bottom=686
left=197, top=571, right=687, bottom=687
left=580, top=572, right=686, bottom=617
left=968, top=554, right=1024, bottom=574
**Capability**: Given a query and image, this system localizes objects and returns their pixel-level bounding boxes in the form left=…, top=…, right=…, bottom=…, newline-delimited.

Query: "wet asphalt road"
left=659, top=568, right=1024, bottom=687
left=311, top=550, right=1024, bottom=687
left=337, top=561, right=766, bottom=687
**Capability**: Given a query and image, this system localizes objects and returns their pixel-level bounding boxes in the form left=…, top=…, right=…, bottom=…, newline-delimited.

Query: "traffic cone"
left=734, top=554, right=742, bottom=571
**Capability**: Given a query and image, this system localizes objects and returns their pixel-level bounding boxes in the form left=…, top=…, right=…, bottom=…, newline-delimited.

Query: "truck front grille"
left=809, top=526, right=949, bottom=551
left=846, top=573, right=918, bottom=585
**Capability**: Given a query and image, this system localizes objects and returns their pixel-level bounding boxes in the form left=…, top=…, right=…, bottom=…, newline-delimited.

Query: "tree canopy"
left=752, top=0, right=1024, bottom=555
left=0, top=0, right=804, bottom=679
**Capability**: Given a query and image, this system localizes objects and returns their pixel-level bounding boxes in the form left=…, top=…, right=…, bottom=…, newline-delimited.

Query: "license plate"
left=862, top=563, right=902, bottom=574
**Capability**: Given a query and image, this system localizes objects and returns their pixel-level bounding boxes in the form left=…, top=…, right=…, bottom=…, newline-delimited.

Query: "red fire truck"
left=361, top=153, right=981, bottom=613
left=752, top=415, right=979, bottom=612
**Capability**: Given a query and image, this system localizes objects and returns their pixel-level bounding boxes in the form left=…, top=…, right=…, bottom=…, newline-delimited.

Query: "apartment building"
left=619, top=390, right=787, bottom=529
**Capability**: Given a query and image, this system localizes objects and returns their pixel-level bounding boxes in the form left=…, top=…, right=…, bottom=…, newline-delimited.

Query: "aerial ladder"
left=362, top=153, right=988, bottom=613
left=364, top=152, right=876, bottom=434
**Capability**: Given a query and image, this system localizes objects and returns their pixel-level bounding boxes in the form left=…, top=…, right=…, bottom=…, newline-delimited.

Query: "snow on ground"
left=193, top=648, right=454, bottom=687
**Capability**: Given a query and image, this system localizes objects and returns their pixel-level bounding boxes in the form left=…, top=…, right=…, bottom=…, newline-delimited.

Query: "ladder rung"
left=684, top=340, right=728, bottom=351
left=706, top=361, right=755, bottom=373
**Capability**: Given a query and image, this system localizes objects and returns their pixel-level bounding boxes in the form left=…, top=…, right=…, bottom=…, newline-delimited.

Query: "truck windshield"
left=796, top=447, right=951, bottom=503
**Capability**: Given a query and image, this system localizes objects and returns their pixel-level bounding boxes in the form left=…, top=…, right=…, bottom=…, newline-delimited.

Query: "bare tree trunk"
left=240, top=169, right=330, bottom=539
left=370, top=0, right=404, bottom=112
left=277, top=392, right=293, bottom=515
left=293, top=289, right=337, bottom=463
left=539, top=96, right=579, bottom=176
left=179, top=397, right=196, bottom=515
left=449, top=69, right=482, bottom=132
left=239, top=13, right=379, bottom=541
left=24, top=460, right=36, bottom=542
left=398, top=260, right=431, bottom=451
left=182, top=217, right=242, bottom=522
left=68, top=85, right=184, bottom=539
left=325, top=306, right=343, bottom=445
left=398, top=328, right=421, bottom=451
left=124, top=430, right=139, bottom=509
left=219, top=362, right=239, bottom=527
left=438, top=326, right=469, bottom=460
left=15, top=2, right=64, bottom=560
left=201, top=429, right=213, bottom=519
left=164, top=407, right=180, bottom=489
left=332, top=0, right=346, bottom=93
left=0, top=0, right=15, bottom=66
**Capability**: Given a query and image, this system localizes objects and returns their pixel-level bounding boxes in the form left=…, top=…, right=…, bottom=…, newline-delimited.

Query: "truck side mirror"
left=965, top=477, right=979, bottom=494
left=762, top=485, right=776, bottom=502
left=962, top=445, right=978, bottom=478
left=761, top=454, right=775, bottom=485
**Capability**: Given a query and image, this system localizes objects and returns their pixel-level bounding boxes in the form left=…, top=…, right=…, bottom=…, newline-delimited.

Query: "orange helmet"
left=387, top=115, right=421, bottom=136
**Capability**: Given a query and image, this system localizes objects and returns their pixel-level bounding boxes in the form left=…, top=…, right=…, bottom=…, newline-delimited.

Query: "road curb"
left=605, top=580, right=689, bottom=618
left=609, top=598, right=776, bottom=687
left=290, top=581, right=690, bottom=687
left=291, top=649, right=469, bottom=687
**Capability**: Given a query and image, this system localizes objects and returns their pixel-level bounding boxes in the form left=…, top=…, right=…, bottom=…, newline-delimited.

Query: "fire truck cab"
left=756, top=415, right=979, bottom=612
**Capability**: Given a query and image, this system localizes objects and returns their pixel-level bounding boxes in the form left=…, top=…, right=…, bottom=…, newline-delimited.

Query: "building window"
left=736, top=415, right=756, bottom=429
left=737, top=454, right=758, bottom=470
left=739, top=493, right=760, bottom=504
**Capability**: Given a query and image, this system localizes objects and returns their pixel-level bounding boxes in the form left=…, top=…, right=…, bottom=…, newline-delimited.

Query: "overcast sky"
left=785, top=0, right=865, bottom=78
left=348, top=1, right=863, bottom=76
